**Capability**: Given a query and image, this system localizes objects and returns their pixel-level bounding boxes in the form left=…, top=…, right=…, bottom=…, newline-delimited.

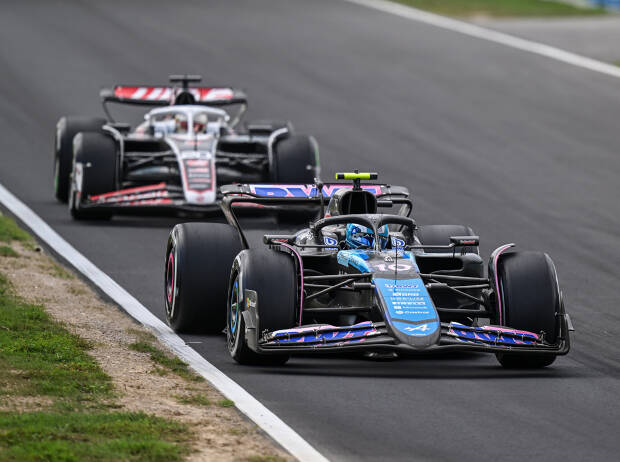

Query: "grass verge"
left=390, top=0, right=607, bottom=17
left=129, top=341, right=204, bottom=383
left=0, top=213, right=191, bottom=461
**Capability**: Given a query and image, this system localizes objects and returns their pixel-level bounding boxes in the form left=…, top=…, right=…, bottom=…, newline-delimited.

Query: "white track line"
left=0, top=182, right=328, bottom=462
left=345, top=0, right=620, bottom=79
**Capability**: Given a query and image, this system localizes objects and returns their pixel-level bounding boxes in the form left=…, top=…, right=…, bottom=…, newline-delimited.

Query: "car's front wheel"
left=495, top=251, right=560, bottom=369
left=69, top=132, right=117, bottom=220
left=227, top=249, right=297, bottom=365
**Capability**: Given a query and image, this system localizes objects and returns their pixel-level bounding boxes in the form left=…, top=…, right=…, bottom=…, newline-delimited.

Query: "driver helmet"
left=346, top=223, right=389, bottom=249
left=174, top=113, right=188, bottom=133
left=193, top=113, right=208, bottom=133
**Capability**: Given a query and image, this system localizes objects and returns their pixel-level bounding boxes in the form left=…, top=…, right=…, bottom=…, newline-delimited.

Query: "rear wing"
left=99, top=75, right=248, bottom=123
left=100, top=86, right=248, bottom=107
left=221, top=183, right=409, bottom=199
left=220, top=182, right=411, bottom=248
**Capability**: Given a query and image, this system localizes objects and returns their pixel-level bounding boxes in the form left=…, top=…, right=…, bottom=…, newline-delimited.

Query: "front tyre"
left=227, top=249, right=297, bottom=365
left=495, top=251, right=560, bottom=369
left=165, top=223, right=242, bottom=334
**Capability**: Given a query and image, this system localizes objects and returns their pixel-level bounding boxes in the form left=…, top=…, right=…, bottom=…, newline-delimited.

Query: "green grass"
left=0, top=267, right=192, bottom=461
left=391, top=0, right=607, bottom=17
left=0, top=278, right=111, bottom=401
left=217, top=399, right=235, bottom=408
left=0, top=412, right=189, bottom=462
left=245, top=456, right=288, bottom=462
left=174, top=394, right=211, bottom=407
left=0, top=246, right=18, bottom=258
left=0, top=215, right=32, bottom=244
left=129, top=341, right=204, bottom=382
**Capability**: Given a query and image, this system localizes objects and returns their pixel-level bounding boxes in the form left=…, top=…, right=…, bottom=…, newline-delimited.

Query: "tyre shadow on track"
left=262, top=353, right=588, bottom=380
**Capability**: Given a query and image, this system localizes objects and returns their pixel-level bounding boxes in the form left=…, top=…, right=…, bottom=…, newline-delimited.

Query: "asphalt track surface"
left=1, top=1, right=619, bottom=460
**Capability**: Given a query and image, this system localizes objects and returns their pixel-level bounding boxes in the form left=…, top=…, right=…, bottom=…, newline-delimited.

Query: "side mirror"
left=450, top=236, right=479, bottom=247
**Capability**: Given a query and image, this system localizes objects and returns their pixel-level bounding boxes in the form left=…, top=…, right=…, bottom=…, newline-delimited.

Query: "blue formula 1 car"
left=164, top=173, right=572, bottom=368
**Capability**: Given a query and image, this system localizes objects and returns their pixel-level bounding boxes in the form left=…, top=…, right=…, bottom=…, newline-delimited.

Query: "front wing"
left=78, top=183, right=221, bottom=214
left=254, top=320, right=571, bottom=356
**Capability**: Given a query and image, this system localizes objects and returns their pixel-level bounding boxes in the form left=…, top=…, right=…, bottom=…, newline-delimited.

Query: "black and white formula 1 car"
left=164, top=173, right=572, bottom=369
left=53, top=75, right=319, bottom=219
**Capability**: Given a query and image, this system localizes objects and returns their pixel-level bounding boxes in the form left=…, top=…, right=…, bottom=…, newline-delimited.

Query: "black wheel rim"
left=227, top=275, right=240, bottom=349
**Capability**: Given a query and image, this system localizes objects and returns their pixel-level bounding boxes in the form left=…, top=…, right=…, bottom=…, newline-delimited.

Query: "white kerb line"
left=0, top=182, right=329, bottom=462
left=345, top=0, right=620, bottom=80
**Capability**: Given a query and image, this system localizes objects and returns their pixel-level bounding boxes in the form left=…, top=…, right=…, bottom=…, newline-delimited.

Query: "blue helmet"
left=346, top=223, right=389, bottom=249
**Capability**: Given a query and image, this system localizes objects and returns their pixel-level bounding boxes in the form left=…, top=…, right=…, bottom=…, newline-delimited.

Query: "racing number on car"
left=374, top=263, right=412, bottom=272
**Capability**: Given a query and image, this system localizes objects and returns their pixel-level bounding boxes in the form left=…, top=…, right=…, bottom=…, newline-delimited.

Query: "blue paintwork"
left=336, top=249, right=440, bottom=347
left=375, top=278, right=440, bottom=339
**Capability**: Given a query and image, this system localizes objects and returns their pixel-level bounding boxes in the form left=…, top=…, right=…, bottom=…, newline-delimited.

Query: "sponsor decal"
left=182, top=158, right=213, bottom=192
left=266, top=321, right=378, bottom=345
left=323, top=236, right=338, bottom=247
left=393, top=321, right=440, bottom=337
left=448, top=322, right=539, bottom=345
left=391, top=237, right=406, bottom=248
left=375, top=277, right=439, bottom=338
left=249, top=184, right=382, bottom=198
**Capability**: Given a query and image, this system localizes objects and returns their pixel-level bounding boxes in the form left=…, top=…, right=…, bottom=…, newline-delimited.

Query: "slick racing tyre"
left=165, top=223, right=242, bottom=334
left=271, top=134, right=319, bottom=184
left=54, top=116, right=105, bottom=203
left=416, top=224, right=479, bottom=255
left=69, top=132, right=116, bottom=220
left=495, top=251, right=560, bottom=369
left=227, top=249, right=297, bottom=365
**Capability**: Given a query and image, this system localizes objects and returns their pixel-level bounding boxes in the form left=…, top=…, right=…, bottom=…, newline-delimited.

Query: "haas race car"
left=164, top=173, right=572, bottom=368
left=53, top=75, right=319, bottom=219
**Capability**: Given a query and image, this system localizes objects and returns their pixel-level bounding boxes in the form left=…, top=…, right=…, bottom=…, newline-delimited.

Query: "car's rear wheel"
left=165, top=223, right=242, bottom=334
left=69, top=132, right=117, bottom=220
left=495, top=251, right=560, bottom=369
left=227, top=249, right=297, bottom=365
left=54, top=116, right=105, bottom=203
left=416, top=224, right=479, bottom=254
left=271, top=134, right=319, bottom=184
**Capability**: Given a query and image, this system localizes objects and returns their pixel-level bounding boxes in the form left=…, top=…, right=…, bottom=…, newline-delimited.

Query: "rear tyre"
left=495, top=251, right=560, bottom=369
left=54, top=116, right=105, bottom=203
left=416, top=224, right=479, bottom=254
left=69, top=132, right=116, bottom=220
left=227, top=249, right=297, bottom=365
left=165, top=223, right=242, bottom=334
left=271, top=135, right=319, bottom=183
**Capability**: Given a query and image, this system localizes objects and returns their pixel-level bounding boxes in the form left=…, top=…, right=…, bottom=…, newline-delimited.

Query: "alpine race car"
left=53, top=75, right=319, bottom=219
left=164, top=173, right=572, bottom=368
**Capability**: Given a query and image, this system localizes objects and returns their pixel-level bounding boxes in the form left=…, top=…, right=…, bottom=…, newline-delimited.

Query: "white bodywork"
left=139, top=105, right=229, bottom=205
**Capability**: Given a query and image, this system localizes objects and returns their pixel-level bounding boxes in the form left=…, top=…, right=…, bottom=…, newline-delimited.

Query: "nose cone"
left=374, top=277, right=441, bottom=348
